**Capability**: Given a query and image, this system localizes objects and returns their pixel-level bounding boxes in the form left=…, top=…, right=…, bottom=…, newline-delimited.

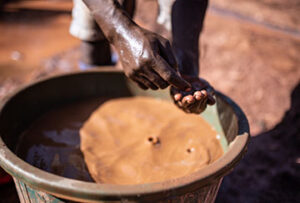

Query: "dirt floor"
left=0, top=0, right=299, bottom=202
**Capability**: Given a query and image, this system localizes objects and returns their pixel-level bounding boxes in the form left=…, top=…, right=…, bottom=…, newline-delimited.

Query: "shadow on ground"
left=216, top=82, right=300, bottom=203
left=0, top=8, right=70, bottom=24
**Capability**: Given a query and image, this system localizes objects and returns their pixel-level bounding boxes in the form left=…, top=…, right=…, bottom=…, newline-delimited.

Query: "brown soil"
left=216, top=83, right=300, bottom=203
left=211, top=0, right=300, bottom=34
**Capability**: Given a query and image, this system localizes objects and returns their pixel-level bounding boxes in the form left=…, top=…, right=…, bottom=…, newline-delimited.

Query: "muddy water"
left=16, top=97, right=223, bottom=184
left=81, top=97, right=223, bottom=184
left=16, top=97, right=110, bottom=182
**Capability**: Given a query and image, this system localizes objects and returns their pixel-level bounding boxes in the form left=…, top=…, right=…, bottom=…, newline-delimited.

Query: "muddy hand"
left=114, top=27, right=191, bottom=90
left=170, top=76, right=215, bottom=114
left=81, top=0, right=190, bottom=90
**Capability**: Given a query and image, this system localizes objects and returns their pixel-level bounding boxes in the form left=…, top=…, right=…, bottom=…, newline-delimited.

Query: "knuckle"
left=155, top=79, right=168, bottom=89
left=132, top=65, right=144, bottom=74
left=127, top=69, right=136, bottom=78
left=164, top=71, right=173, bottom=81
left=140, top=57, right=154, bottom=67
left=160, top=83, right=169, bottom=89
left=151, top=74, right=160, bottom=82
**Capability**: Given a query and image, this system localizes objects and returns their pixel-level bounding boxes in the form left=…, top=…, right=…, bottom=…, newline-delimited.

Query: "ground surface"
left=0, top=0, right=299, bottom=202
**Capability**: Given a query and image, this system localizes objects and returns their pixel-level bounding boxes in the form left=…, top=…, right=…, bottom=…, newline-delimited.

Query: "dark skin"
left=83, top=0, right=215, bottom=113
left=171, top=0, right=215, bottom=113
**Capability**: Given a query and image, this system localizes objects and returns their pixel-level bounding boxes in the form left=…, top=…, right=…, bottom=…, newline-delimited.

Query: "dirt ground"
left=0, top=0, right=299, bottom=202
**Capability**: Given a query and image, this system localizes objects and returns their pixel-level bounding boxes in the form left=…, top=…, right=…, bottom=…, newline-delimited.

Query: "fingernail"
left=193, top=91, right=202, bottom=100
left=194, top=91, right=202, bottom=96
left=201, top=90, right=207, bottom=97
left=174, top=93, right=182, bottom=101
left=185, top=95, right=194, bottom=104
left=185, top=88, right=192, bottom=92
left=195, top=95, right=201, bottom=100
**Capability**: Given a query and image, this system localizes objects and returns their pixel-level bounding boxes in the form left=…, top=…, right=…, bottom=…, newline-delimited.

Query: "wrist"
left=173, top=48, right=199, bottom=77
left=109, top=16, right=140, bottom=46
left=112, top=22, right=141, bottom=46
left=86, top=0, right=138, bottom=45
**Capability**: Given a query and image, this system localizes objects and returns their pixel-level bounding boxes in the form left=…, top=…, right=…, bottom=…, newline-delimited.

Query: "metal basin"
left=0, top=69, right=249, bottom=202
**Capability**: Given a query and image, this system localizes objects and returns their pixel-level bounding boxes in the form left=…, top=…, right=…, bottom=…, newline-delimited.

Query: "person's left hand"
left=170, top=75, right=215, bottom=114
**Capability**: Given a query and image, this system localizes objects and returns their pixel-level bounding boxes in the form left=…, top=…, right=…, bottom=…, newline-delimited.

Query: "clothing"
left=69, top=0, right=174, bottom=42
left=69, top=0, right=105, bottom=41
left=157, top=0, right=175, bottom=31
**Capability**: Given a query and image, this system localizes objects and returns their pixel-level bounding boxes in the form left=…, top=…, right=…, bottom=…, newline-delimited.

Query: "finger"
left=128, top=75, right=149, bottom=90
left=195, top=89, right=215, bottom=104
left=182, top=95, right=195, bottom=105
left=207, top=95, right=216, bottom=105
left=178, top=101, right=201, bottom=114
left=142, top=69, right=169, bottom=89
left=200, top=90, right=208, bottom=98
left=189, top=93, right=208, bottom=114
left=194, top=91, right=203, bottom=101
left=202, top=84, right=215, bottom=104
left=174, top=93, right=182, bottom=101
left=154, top=55, right=191, bottom=90
left=177, top=100, right=183, bottom=107
left=193, top=103, right=206, bottom=114
left=199, top=96, right=208, bottom=111
left=185, top=87, right=192, bottom=92
left=180, top=95, right=195, bottom=110
left=170, top=85, right=179, bottom=95
left=170, top=86, right=183, bottom=101
left=136, top=82, right=149, bottom=90
left=158, top=40, right=178, bottom=70
left=199, top=90, right=208, bottom=108
left=138, top=76, right=158, bottom=90
left=187, top=102, right=202, bottom=114
left=130, top=74, right=158, bottom=90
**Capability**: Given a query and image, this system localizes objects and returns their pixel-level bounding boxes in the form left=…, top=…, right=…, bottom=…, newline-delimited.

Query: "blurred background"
left=0, top=0, right=299, bottom=202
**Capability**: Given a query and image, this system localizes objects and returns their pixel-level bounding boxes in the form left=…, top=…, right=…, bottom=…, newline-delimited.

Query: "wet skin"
left=83, top=0, right=214, bottom=113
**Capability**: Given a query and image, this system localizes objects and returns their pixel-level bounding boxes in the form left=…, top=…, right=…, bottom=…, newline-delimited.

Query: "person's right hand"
left=113, top=27, right=191, bottom=90
left=170, top=75, right=215, bottom=114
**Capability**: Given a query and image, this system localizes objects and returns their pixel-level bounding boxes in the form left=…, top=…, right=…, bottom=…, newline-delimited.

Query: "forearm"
left=171, top=0, right=208, bottom=76
left=82, top=0, right=138, bottom=45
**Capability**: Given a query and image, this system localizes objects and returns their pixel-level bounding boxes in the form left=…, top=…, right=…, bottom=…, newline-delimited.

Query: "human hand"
left=170, top=75, right=215, bottom=114
left=114, top=27, right=190, bottom=90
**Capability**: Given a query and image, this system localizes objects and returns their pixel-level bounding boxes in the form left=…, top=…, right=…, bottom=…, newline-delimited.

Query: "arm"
left=170, top=0, right=215, bottom=113
left=172, top=0, right=208, bottom=76
left=83, top=0, right=190, bottom=90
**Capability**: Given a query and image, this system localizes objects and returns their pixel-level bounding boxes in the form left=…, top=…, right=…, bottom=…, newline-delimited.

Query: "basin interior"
left=0, top=71, right=242, bottom=183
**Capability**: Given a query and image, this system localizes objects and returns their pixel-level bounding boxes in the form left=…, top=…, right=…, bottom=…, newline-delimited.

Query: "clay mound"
left=80, top=97, right=223, bottom=185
